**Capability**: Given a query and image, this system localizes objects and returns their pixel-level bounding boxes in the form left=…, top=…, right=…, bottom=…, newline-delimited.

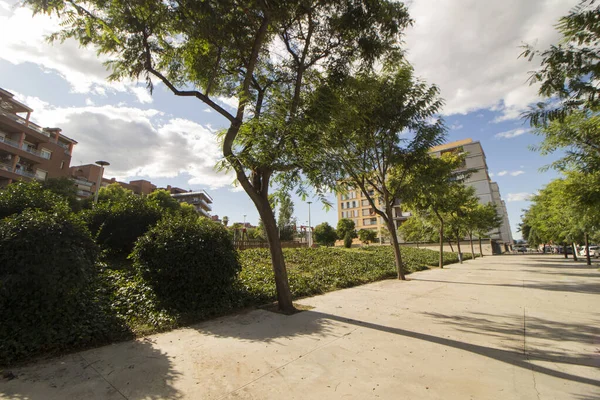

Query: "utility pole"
left=307, top=201, right=312, bottom=247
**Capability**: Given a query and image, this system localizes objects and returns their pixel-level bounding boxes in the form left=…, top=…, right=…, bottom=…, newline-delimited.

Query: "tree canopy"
left=26, top=0, right=413, bottom=312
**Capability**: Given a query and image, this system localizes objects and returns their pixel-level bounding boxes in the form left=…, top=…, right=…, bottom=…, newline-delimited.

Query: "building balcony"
left=14, top=168, right=37, bottom=179
left=76, top=189, right=92, bottom=197
left=73, top=177, right=93, bottom=187
left=0, top=136, right=49, bottom=160
left=0, top=107, right=50, bottom=138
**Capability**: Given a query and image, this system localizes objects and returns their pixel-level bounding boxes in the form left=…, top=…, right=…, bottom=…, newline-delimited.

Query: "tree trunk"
left=469, top=232, right=475, bottom=259
left=456, top=231, right=463, bottom=264
left=564, top=242, right=568, bottom=259
left=387, top=219, right=406, bottom=280
left=572, top=242, right=578, bottom=261
left=585, top=233, right=591, bottom=265
left=478, top=236, right=483, bottom=258
left=258, top=201, right=296, bottom=313
left=447, top=240, right=454, bottom=252
left=438, top=219, right=444, bottom=269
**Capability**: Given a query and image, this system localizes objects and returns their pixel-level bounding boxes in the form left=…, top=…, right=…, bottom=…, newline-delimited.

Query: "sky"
left=0, top=0, right=578, bottom=240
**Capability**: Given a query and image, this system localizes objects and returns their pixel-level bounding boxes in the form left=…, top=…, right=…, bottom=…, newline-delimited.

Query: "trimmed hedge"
left=131, top=216, right=241, bottom=313
left=0, top=211, right=127, bottom=365
left=83, top=196, right=162, bottom=255
left=237, top=246, right=473, bottom=303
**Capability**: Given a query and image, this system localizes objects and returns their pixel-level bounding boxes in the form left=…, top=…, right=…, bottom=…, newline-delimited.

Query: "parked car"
left=580, top=246, right=600, bottom=258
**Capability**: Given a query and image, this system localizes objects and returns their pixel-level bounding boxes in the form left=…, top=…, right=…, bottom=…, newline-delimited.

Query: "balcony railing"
left=14, top=168, right=35, bottom=178
left=22, top=144, right=49, bottom=159
left=0, top=108, right=50, bottom=137
left=0, top=136, right=50, bottom=160
left=0, top=136, right=20, bottom=149
left=74, top=178, right=93, bottom=187
left=77, top=189, right=92, bottom=197
left=51, top=139, right=71, bottom=155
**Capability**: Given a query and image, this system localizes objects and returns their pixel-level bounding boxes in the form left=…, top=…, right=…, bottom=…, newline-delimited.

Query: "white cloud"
left=130, top=86, right=153, bottom=104
left=492, top=169, right=525, bottom=177
left=405, top=0, right=579, bottom=120
left=0, top=4, right=152, bottom=102
left=507, top=192, right=533, bottom=202
left=495, top=128, right=529, bottom=139
left=203, top=108, right=212, bottom=113
left=8, top=91, right=234, bottom=189
left=85, top=98, right=95, bottom=106
left=450, top=123, right=463, bottom=130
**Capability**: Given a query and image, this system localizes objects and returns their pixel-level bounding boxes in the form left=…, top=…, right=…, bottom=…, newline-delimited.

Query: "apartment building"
left=429, top=138, right=513, bottom=244
left=336, top=138, right=513, bottom=245
left=168, top=186, right=213, bottom=217
left=69, top=164, right=214, bottom=217
left=70, top=164, right=159, bottom=199
left=338, top=188, right=411, bottom=238
left=0, top=88, right=76, bottom=187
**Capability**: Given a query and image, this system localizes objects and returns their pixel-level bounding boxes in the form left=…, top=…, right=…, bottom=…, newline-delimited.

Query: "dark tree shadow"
left=195, top=309, right=600, bottom=388
left=0, top=339, right=182, bottom=400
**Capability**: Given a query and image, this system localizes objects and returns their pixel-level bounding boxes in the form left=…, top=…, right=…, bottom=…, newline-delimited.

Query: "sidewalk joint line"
left=79, top=354, right=129, bottom=400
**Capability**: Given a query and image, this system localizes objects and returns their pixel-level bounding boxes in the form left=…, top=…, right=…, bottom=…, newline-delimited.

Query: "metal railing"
left=76, top=190, right=92, bottom=197
left=0, top=136, right=20, bottom=149
left=74, top=178, right=93, bottom=187
left=0, top=136, right=50, bottom=160
left=21, top=144, right=48, bottom=159
left=14, top=168, right=35, bottom=178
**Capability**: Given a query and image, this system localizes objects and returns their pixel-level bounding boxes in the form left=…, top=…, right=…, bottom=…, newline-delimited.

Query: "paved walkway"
left=1, top=255, right=599, bottom=399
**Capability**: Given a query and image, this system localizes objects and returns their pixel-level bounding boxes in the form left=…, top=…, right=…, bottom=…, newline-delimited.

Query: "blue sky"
left=0, top=0, right=577, bottom=239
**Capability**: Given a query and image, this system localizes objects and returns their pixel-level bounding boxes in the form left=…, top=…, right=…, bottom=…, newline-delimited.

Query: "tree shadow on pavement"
left=196, top=309, right=600, bottom=388
left=0, top=339, right=182, bottom=400
left=421, top=311, right=600, bottom=366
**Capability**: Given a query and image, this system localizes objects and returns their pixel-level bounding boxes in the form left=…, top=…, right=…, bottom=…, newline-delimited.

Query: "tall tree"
left=28, top=0, right=411, bottom=312
left=309, top=65, right=445, bottom=280
left=522, top=0, right=600, bottom=125
left=445, top=185, right=479, bottom=263
left=469, top=203, right=502, bottom=257
left=401, top=153, right=467, bottom=269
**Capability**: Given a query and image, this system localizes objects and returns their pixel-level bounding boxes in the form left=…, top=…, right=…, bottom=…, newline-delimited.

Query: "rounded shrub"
left=0, top=180, right=69, bottom=219
left=0, top=210, right=118, bottom=364
left=343, top=232, right=353, bottom=248
left=131, top=216, right=241, bottom=312
left=83, top=196, right=162, bottom=255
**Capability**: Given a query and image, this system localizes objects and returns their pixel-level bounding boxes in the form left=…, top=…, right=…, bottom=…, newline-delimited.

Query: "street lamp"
left=93, top=160, right=110, bottom=204
left=307, top=201, right=312, bottom=246
left=243, top=214, right=247, bottom=226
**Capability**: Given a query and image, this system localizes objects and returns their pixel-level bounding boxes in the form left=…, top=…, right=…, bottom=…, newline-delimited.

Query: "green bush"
left=84, top=196, right=162, bottom=255
left=0, top=180, right=69, bottom=219
left=0, top=210, right=126, bottom=365
left=314, top=222, right=337, bottom=246
left=358, top=229, right=377, bottom=244
left=131, top=216, right=241, bottom=312
left=343, top=232, right=353, bottom=248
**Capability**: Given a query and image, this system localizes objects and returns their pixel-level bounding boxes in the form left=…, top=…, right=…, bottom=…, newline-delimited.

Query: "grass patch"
left=237, top=246, right=473, bottom=304
left=3, top=246, right=472, bottom=366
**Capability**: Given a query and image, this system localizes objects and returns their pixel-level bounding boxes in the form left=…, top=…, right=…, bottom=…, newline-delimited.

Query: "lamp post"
left=243, top=214, right=246, bottom=226
left=93, top=160, right=110, bottom=204
left=307, top=201, right=312, bottom=247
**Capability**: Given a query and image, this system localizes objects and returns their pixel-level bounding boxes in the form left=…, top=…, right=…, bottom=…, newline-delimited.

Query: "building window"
left=40, top=148, right=52, bottom=160
left=35, top=169, right=47, bottom=181
left=354, top=209, right=358, bottom=217
left=362, top=209, right=370, bottom=216
left=361, top=199, right=369, bottom=206
left=341, top=202, right=345, bottom=209
left=346, top=201, right=350, bottom=209
left=352, top=200, right=356, bottom=208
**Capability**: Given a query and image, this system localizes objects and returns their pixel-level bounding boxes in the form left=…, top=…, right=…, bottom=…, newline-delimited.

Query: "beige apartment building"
left=429, top=139, right=513, bottom=245
left=0, top=88, right=76, bottom=187
left=337, top=138, right=513, bottom=245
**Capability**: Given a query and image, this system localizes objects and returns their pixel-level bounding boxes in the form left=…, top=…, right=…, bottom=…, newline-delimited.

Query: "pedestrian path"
left=1, top=255, right=598, bottom=399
